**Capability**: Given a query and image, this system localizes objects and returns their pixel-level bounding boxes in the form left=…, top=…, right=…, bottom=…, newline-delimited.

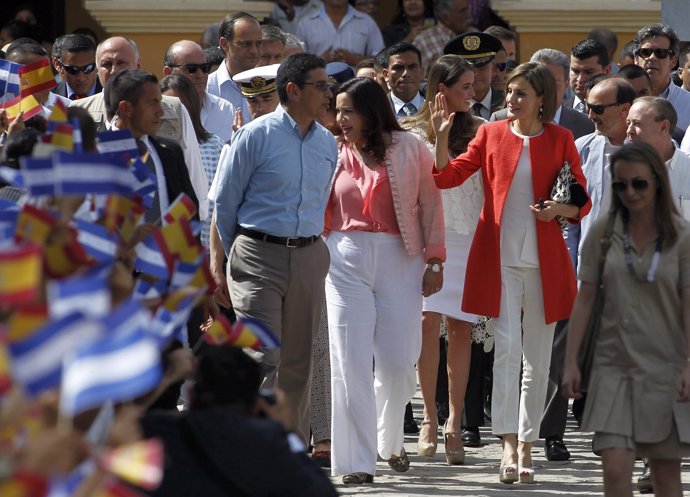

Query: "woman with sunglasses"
left=326, top=77, right=444, bottom=484
left=563, top=141, right=690, bottom=497
left=432, top=62, right=591, bottom=484
left=401, top=55, right=482, bottom=465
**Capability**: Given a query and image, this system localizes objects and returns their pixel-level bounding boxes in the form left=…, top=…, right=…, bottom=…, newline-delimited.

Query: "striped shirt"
left=413, top=22, right=456, bottom=74
left=199, top=134, right=225, bottom=252
left=296, top=5, right=384, bottom=59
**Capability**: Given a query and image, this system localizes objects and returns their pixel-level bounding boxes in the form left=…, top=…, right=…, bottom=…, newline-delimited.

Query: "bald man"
left=164, top=40, right=235, bottom=143
left=72, top=36, right=209, bottom=220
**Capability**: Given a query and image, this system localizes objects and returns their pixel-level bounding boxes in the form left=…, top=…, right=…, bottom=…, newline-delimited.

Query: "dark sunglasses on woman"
left=611, top=177, right=653, bottom=193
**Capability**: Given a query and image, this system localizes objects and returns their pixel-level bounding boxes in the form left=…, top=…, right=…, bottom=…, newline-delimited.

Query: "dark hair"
left=6, top=37, right=47, bottom=63
left=571, top=39, right=609, bottom=67
left=106, top=69, right=159, bottom=120
left=67, top=107, right=98, bottom=153
left=634, top=23, right=680, bottom=56
left=609, top=141, right=679, bottom=246
left=588, top=28, right=618, bottom=54
left=276, top=53, right=326, bottom=104
left=603, top=76, right=636, bottom=105
left=1, top=19, right=33, bottom=44
left=678, top=45, right=690, bottom=68
left=191, top=345, right=262, bottom=411
left=404, top=55, right=479, bottom=154
left=54, top=33, right=96, bottom=61
left=336, top=77, right=403, bottom=162
left=160, top=74, right=212, bottom=143
left=507, top=62, right=558, bottom=123
left=373, top=47, right=388, bottom=72
left=355, top=58, right=375, bottom=73
left=585, top=73, right=607, bottom=92
left=391, top=0, right=434, bottom=24
left=384, top=41, right=422, bottom=67
left=617, top=63, right=650, bottom=83
left=204, top=45, right=225, bottom=66
left=219, top=11, right=259, bottom=42
left=484, top=25, right=516, bottom=42
left=0, top=128, right=41, bottom=168
left=72, top=27, right=99, bottom=45
left=620, top=40, right=636, bottom=61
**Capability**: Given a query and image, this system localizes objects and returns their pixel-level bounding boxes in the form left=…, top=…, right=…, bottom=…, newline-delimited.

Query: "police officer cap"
left=233, top=63, right=280, bottom=97
left=326, top=62, right=354, bottom=84
left=443, top=32, right=502, bottom=67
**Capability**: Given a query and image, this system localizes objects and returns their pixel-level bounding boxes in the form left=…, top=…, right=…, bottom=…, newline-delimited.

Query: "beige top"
left=579, top=213, right=690, bottom=443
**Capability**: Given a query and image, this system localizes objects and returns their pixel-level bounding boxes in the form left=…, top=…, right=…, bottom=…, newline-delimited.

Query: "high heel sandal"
left=519, top=464, right=535, bottom=484
left=443, top=421, right=465, bottom=465
left=417, top=420, right=438, bottom=457
left=499, top=463, right=518, bottom=484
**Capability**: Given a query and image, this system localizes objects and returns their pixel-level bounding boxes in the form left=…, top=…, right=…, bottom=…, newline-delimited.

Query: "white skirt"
left=423, top=230, right=478, bottom=323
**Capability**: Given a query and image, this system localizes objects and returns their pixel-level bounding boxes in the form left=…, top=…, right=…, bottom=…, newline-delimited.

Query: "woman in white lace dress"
left=401, top=55, right=484, bottom=465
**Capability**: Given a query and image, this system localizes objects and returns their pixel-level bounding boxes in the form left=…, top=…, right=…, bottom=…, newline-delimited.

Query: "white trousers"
left=325, top=231, right=424, bottom=476
left=491, top=266, right=556, bottom=442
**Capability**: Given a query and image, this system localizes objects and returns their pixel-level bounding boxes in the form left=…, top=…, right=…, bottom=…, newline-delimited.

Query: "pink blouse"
left=329, top=144, right=400, bottom=234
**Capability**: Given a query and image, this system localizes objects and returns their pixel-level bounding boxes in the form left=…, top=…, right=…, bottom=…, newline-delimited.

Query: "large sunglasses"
left=167, top=63, right=213, bottom=74
left=635, top=47, right=675, bottom=59
left=59, top=61, right=96, bottom=75
left=585, top=101, right=621, bottom=115
left=611, top=177, right=652, bottom=193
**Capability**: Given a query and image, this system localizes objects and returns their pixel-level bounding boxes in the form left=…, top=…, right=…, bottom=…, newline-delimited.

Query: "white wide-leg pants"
left=491, top=266, right=556, bottom=442
left=325, top=231, right=424, bottom=476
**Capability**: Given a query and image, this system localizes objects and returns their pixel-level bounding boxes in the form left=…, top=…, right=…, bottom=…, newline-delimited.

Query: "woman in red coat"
left=431, top=62, right=591, bottom=484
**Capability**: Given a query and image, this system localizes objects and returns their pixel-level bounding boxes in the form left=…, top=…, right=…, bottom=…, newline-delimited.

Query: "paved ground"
left=329, top=394, right=690, bottom=496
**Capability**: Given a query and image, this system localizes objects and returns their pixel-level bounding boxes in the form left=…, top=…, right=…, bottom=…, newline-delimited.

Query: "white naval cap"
left=233, top=63, right=281, bottom=97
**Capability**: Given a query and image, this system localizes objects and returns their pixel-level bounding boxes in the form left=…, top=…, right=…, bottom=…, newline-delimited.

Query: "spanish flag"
left=47, top=97, right=69, bottom=124
left=19, top=58, right=56, bottom=97
left=163, top=193, right=197, bottom=225
left=43, top=226, right=90, bottom=278
left=0, top=94, right=42, bottom=122
left=203, top=313, right=235, bottom=346
left=43, top=122, right=74, bottom=152
left=99, top=439, right=164, bottom=490
left=0, top=470, right=49, bottom=497
left=15, top=204, right=57, bottom=245
left=102, top=195, right=144, bottom=241
left=158, top=219, right=202, bottom=269
left=6, top=303, right=49, bottom=342
left=0, top=336, right=12, bottom=395
left=0, top=244, right=42, bottom=306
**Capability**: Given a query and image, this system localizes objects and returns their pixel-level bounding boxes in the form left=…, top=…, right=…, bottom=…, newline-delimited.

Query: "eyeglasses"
left=59, top=61, right=96, bottom=75
left=494, top=62, right=507, bottom=72
left=233, top=40, right=263, bottom=49
left=302, top=81, right=331, bottom=92
left=585, top=101, right=621, bottom=115
left=635, top=47, right=675, bottom=59
left=611, top=177, right=653, bottom=193
left=166, top=63, right=213, bottom=74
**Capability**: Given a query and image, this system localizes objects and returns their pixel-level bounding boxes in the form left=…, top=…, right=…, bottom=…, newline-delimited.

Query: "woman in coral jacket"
left=431, top=62, right=591, bottom=484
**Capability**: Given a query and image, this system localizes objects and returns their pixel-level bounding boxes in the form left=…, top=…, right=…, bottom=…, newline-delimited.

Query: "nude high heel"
left=443, top=421, right=465, bottom=465
left=417, top=420, right=438, bottom=456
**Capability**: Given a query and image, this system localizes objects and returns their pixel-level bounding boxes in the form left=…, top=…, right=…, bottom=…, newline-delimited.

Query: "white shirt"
left=201, top=91, right=234, bottom=143
left=470, top=89, right=493, bottom=121
left=207, top=61, right=251, bottom=124
left=176, top=104, right=209, bottom=220
left=391, top=91, right=424, bottom=118
left=40, top=92, right=71, bottom=119
left=667, top=147, right=690, bottom=219
left=500, top=127, right=540, bottom=267
left=139, top=134, right=170, bottom=212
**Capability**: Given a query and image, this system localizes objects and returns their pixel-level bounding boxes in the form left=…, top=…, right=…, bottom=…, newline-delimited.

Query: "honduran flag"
left=96, top=129, right=139, bottom=162
left=0, top=59, right=22, bottom=100
left=59, top=327, right=162, bottom=417
left=132, top=277, right=167, bottom=301
left=19, top=58, right=57, bottom=97
left=74, top=218, right=120, bottom=265
left=0, top=207, right=20, bottom=241
left=53, top=152, right=134, bottom=196
left=47, top=269, right=111, bottom=320
left=134, top=232, right=169, bottom=280
left=0, top=244, right=42, bottom=305
left=8, top=312, right=103, bottom=396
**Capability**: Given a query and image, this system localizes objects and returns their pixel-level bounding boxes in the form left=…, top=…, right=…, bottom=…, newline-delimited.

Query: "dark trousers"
left=463, top=343, right=492, bottom=427
left=539, top=319, right=569, bottom=439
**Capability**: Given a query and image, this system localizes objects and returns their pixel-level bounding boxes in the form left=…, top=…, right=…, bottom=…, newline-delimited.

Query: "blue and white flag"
left=0, top=59, right=22, bottom=100
left=96, top=129, right=139, bottom=161
left=8, top=312, right=104, bottom=396
left=132, top=277, right=167, bottom=301
left=134, top=233, right=169, bottom=279
left=0, top=166, right=25, bottom=188
left=59, top=328, right=162, bottom=417
left=18, top=156, right=55, bottom=196
left=47, top=269, right=111, bottom=319
left=74, top=218, right=119, bottom=264
left=54, top=151, right=134, bottom=196
left=0, top=208, right=19, bottom=240
left=169, top=257, right=202, bottom=289
left=130, top=157, right=156, bottom=208
left=104, top=299, right=151, bottom=338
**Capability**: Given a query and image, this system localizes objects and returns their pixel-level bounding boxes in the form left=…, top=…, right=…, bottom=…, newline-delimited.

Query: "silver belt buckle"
left=285, top=236, right=300, bottom=248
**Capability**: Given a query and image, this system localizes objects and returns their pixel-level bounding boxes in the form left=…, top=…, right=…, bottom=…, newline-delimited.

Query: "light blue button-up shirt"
left=212, top=105, right=337, bottom=255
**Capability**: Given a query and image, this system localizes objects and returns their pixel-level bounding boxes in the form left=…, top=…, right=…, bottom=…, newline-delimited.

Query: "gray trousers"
left=228, top=234, right=330, bottom=444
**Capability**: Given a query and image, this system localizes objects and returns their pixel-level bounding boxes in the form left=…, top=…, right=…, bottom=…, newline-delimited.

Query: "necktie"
left=136, top=138, right=161, bottom=224
left=575, top=101, right=586, bottom=114
left=472, top=102, right=484, bottom=118
left=399, top=102, right=417, bottom=117
left=69, top=93, right=85, bottom=100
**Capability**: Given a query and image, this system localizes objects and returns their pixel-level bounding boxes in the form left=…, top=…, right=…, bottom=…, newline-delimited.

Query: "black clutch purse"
left=550, top=161, right=588, bottom=229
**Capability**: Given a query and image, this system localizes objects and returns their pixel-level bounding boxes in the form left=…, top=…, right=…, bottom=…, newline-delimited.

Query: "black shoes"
left=544, top=436, right=571, bottom=461
left=387, top=448, right=410, bottom=473
left=404, top=402, right=419, bottom=434
left=342, top=472, right=374, bottom=484
left=461, top=426, right=481, bottom=447
left=637, top=462, right=653, bottom=494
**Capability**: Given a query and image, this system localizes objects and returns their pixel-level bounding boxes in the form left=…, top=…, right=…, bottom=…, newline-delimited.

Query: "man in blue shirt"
left=211, top=53, right=337, bottom=444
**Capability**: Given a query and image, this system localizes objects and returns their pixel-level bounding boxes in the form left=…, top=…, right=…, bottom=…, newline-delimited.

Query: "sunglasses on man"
left=585, top=101, right=621, bottom=115
left=166, top=63, right=213, bottom=74
left=635, top=48, right=675, bottom=59
left=59, top=61, right=96, bottom=75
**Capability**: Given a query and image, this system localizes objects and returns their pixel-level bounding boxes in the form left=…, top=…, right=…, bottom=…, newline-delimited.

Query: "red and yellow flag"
left=19, top=58, right=57, bottom=97
left=6, top=303, right=49, bottom=342
left=15, top=205, right=57, bottom=246
left=99, top=439, right=164, bottom=490
left=93, top=478, right=146, bottom=497
left=158, top=219, right=202, bottom=269
left=203, top=313, right=235, bottom=345
left=0, top=94, right=42, bottom=122
left=47, top=98, right=69, bottom=124
left=0, top=244, right=42, bottom=306
left=102, top=195, right=145, bottom=241
left=0, top=470, right=49, bottom=497
left=162, top=193, right=197, bottom=225
left=42, top=122, right=74, bottom=152
left=0, top=335, right=12, bottom=395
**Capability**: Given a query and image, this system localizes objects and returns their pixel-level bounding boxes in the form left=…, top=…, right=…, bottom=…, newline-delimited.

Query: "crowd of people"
left=1, top=0, right=690, bottom=496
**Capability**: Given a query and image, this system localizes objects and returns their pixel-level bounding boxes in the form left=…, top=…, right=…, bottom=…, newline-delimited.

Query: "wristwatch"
left=427, top=263, right=443, bottom=273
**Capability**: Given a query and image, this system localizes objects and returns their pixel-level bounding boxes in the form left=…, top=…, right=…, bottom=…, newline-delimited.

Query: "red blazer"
left=433, top=121, right=591, bottom=324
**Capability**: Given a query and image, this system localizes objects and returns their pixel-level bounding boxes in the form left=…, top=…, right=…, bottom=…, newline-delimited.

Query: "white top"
left=500, top=127, right=540, bottom=267
left=201, top=91, right=234, bottom=144
left=391, top=91, right=424, bottom=118
left=207, top=61, right=251, bottom=124
left=667, top=147, right=690, bottom=220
